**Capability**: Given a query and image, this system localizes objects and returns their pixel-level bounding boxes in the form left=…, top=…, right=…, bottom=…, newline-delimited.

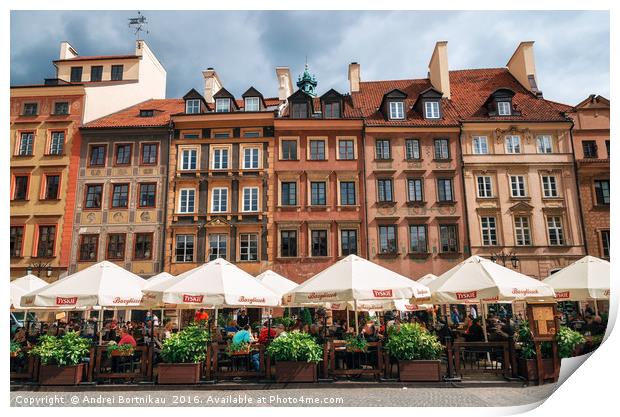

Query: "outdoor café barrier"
left=327, top=340, right=384, bottom=380
left=445, top=339, right=516, bottom=380
left=88, top=345, right=152, bottom=383
left=209, top=342, right=265, bottom=382
left=10, top=349, right=39, bottom=382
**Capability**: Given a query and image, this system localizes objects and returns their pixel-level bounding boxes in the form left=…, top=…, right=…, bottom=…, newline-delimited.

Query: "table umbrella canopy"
left=255, top=270, right=297, bottom=297
left=20, top=261, right=147, bottom=308
left=329, top=300, right=433, bottom=312
left=143, top=272, right=175, bottom=290
left=428, top=255, right=556, bottom=304
left=143, top=258, right=280, bottom=307
left=282, top=254, right=431, bottom=305
left=10, top=274, right=48, bottom=310
left=542, top=256, right=610, bottom=301
left=417, top=273, right=439, bottom=287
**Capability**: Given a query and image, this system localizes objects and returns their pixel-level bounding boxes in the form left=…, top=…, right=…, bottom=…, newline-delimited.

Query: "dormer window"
left=497, top=101, right=511, bottom=116
left=291, top=102, right=309, bottom=119
left=186, top=99, right=200, bottom=114
left=139, top=109, right=154, bottom=117
left=245, top=97, right=259, bottom=112
left=215, top=98, right=230, bottom=113
left=389, top=101, right=404, bottom=120
left=424, top=101, right=440, bottom=119
left=323, top=101, right=340, bottom=119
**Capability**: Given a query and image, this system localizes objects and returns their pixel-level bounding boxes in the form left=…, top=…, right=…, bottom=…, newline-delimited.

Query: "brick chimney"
left=276, top=67, right=293, bottom=101
left=428, top=41, right=450, bottom=99
left=348, top=62, right=361, bottom=93
left=59, top=41, right=78, bottom=60
left=507, top=41, right=542, bottom=97
left=202, top=68, right=223, bottom=104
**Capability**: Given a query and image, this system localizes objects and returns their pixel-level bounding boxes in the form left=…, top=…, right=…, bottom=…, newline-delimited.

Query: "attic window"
left=245, top=97, right=259, bottom=112
left=323, top=101, right=341, bottom=119
left=497, top=101, right=511, bottom=116
left=139, top=109, right=154, bottom=117
left=215, top=98, right=230, bottom=113
left=424, top=101, right=440, bottom=119
left=291, top=102, right=309, bottom=119
left=389, top=101, right=404, bottom=120
left=186, top=99, right=200, bottom=114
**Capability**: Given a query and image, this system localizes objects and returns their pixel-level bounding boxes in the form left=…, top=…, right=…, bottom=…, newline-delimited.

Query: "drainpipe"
left=361, top=123, right=370, bottom=260
left=568, top=119, right=589, bottom=255
left=457, top=126, right=472, bottom=259
left=161, top=121, right=173, bottom=272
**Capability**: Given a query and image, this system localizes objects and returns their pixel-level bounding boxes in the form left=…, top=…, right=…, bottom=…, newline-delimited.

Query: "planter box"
left=275, top=361, right=317, bottom=383
left=518, top=358, right=555, bottom=382
left=158, top=363, right=201, bottom=384
left=110, top=349, right=134, bottom=357
left=39, top=363, right=84, bottom=386
left=398, top=360, right=442, bottom=382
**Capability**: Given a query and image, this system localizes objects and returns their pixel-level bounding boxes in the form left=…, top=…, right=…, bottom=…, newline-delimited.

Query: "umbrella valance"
left=428, top=255, right=556, bottom=304
left=20, top=261, right=147, bottom=308
left=543, top=256, right=610, bottom=301
left=283, top=254, right=431, bottom=305
left=143, top=258, right=280, bottom=307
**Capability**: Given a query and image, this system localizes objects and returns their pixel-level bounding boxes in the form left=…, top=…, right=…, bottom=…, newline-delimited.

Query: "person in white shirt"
left=470, top=305, right=478, bottom=320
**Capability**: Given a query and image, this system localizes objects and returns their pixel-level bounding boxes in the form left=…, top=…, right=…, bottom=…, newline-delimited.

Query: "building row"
left=10, top=40, right=610, bottom=286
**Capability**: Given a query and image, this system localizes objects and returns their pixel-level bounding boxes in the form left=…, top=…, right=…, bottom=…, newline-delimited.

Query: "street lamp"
left=489, top=250, right=519, bottom=268
left=27, top=261, right=52, bottom=278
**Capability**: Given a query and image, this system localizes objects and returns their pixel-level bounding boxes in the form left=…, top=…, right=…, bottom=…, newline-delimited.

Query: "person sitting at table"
left=194, top=308, right=209, bottom=324
left=118, top=327, right=137, bottom=347
left=451, top=306, right=461, bottom=326
left=224, top=320, right=239, bottom=336
left=232, top=325, right=253, bottom=344
left=236, top=309, right=249, bottom=328
left=436, top=319, right=455, bottom=344
left=464, top=318, right=485, bottom=342
left=309, top=324, right=324, bottom=345
left=360, top=321, right=381, bottom=342
left=257, top=321, right=277, bottom=344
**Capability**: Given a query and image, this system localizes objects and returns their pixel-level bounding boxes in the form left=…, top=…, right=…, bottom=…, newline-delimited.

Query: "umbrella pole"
left=346, top=305, right=349, bottom=332
left=24, top=309, right=29, bottom=338
left=354, top=300, right=359, bottom=335
left=98, top=308, right=104, bottom=345
left=594, top=300, right=599, bottom=316
left=481, top=302, right=488, bottom=342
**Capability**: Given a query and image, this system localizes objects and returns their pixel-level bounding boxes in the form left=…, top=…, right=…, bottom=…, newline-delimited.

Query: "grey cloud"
left=11, top=10, right=609, bottom=105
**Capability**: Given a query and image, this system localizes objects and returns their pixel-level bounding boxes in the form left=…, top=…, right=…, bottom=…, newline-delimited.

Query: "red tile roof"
left=83, top=99, right=184, bottom=128
left=352, top=68, right=569, bottom=125
left=234, top=97, right=281, bottom=109
left=352, top=78, right=460, bottom=126
left=279, top=93, right=362, bottom=118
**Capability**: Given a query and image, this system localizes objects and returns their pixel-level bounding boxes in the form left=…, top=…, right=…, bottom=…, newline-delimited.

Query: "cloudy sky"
left=11, top=10, right=609, bottom=105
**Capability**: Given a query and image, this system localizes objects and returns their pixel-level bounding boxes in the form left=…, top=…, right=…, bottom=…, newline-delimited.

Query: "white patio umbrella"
left=428, top=255, right=556, bottom=341
left=143, top=258, right=280, bottom=323
left=11, top=274, right=48, bottom=310
left=543, top=256, right=610, bottom=315
left=255, top=270, right=298, bottom=297
left=282, top=254, right=431, bottom=333
left=20, top=261, right=148, bottom=343
left=144, top=271, right=175, bottom=290
left=417, top=273, right=439, bottom=287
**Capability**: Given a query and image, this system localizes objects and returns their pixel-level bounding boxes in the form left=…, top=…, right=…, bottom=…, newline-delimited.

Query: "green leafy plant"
left=160, top=324, right=210, bottom=364
left=10, top=341, right=22, bottom=357
left=301, top=308, right=313, bottom=327
left=557, top=326, right=585, bottom=359
left=106, top=341, right=134, bottom=355
left=517, top=320, right=537, bottom=359
left=345, top=334, right=368, bottom=352
left=385, top=323, right=442, bottom=361
left=273, top=316, right=295, bottom=330
left=29, top=331, right=91, bottom=366
left=226, top=341, right=250, bottom=356
left=267, top=331, right=322, bottom=362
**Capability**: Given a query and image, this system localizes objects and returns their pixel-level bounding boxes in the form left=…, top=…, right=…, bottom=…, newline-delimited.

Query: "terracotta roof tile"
left=83, top=99, right=184, bottom=128
left=352, top=68, right=569, bottom=125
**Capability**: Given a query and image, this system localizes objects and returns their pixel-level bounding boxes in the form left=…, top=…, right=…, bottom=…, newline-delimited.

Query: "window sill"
left=373, top=158, right=393, bottom=163
left=376, top=252, right=400, bottom=259
left=408, top=252, right=431, bottom=259
left=437, top=252, right=462, bottom=259
left=11, top=199, right=29, bottom=202
left=279, top=159, right=301, bottom=162
left=432, top=158, right=452, bottom=163
left=405, top=158, right=423, bottom=163
left=13, top=154, right=34, bottom=158
left=542, top=197, right=563, bottom=201
left=276, top=256, right=301, bottom=262
left=475, top=197, right=498, bottom=202
left=308, top=205, right=329, bottom=211
left=306, top=256, right=331, bottom=261
left=436, top=201, right=457, bottom=206
left=405, top=201, right=426, bottom=207
left=39, top=198, right=62, bottom=202
left=336, top=205, right=360, bottom=211
left=377, top=201, right=396, bottom=207
left=82, top=208, right=103, bottom=211
left=509, top=196, right=531, bottom=202
left=43, top=153, right=66, bottom=157
left=277, top=205, right=301, bottom=211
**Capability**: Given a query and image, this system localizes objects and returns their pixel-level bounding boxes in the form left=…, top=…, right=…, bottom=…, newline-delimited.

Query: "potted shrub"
left=10, top=341, right=22, bottom=358
left=106, top=341, right=135, bottom=357
left=345, top=334, right=368, bottom=353
left=29, top=331, right=91, bottom=385
left=158, top=324, right=210, bottom=384
left=385, top=323, right=443, bottom=382
left=226, top=341, right=251, bottom=356
left=267, top=331, right=322, bottom=382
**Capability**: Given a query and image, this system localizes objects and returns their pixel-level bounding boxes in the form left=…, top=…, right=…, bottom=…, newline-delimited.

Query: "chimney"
left=507, top=41, right=542, bottom=97
left=59, top=41, right=78, bottom=60
left=428, top=41, right=450, bottom=99
left=202, top=68, right=223, bottom=104
left=276, top=67, right=293, bottom=101
left=348, top=62, right=361, bottom=93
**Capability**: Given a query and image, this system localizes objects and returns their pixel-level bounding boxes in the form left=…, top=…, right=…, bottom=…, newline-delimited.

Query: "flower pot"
left=275, top=361, right=317, bottom=383
left=39, top=363, right=84, bottom=385
left=397, top=360, right=442, bottom=382
left=157, top=362, right=201, bottom=384
left=518, top=358, right=555, bottom=382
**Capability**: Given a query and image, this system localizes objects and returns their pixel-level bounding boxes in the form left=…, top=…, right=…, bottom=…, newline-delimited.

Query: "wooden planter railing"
left=88, top=345, right=152, bottom=382
left=208, top=342, right=264, bottom=382
left=327, top=340, right=384, bottom=380
left=445, top=340, right=517, bottom=379
left=10, top=351, right=39, bottom=382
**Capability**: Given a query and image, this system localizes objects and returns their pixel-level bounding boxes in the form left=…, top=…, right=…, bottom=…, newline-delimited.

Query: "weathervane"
left=128, top=11, right=149, bottom=39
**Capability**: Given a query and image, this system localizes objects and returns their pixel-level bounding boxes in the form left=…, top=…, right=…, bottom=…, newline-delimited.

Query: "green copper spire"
left=296, top=63, right=317, bottom=97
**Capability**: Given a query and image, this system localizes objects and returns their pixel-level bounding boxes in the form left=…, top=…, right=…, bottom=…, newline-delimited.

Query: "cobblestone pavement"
left=11, top=384, right=557, bottom=407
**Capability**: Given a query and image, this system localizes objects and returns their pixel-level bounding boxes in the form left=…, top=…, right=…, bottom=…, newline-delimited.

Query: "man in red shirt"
left=257, top=321, right=277, bottom=344
left=118, top=328, right=137, bottom=347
